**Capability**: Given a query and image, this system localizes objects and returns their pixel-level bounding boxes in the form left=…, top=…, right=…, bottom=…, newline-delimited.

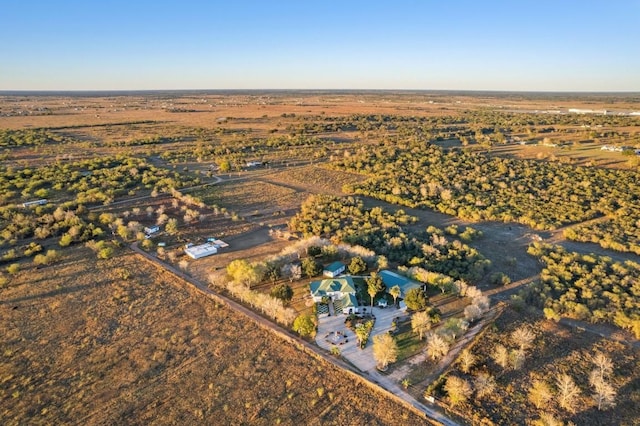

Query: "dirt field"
left=0, top=247, right=430, bottom=425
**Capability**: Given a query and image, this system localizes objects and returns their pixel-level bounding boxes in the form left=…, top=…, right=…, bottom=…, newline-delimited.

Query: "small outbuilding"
left=323, top=261, right=346, bottom=278
left=184, top=239, right=229, bottom=259
left=22, top=199, right=48, bottom=208
left=144, top=226, right=160, bottom=236
left=185, top=242, right=218, bottom=259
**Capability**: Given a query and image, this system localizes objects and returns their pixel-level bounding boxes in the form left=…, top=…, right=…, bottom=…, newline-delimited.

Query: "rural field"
left=1, top=91, right=639, bottom=425
left=1, top=248, right=429, bottom=425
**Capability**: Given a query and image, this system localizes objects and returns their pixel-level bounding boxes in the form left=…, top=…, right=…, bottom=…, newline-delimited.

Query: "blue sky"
left=1, top=1, right=638, bottom=91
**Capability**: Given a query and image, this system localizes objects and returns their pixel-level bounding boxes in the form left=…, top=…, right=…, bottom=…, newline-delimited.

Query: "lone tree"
left=511, top=325, right=536, bottom=352
left=372, top=333, right=398, bottom=371
left=528, top=379, right=553, bottom=410
left=474, top=372, right=496, bottom=399
left=411, top=311, right=432, bottom=340
left=404, top=287, right=429, bottom=311
left=227, top=259, right=263, bottom=288
left=556, top=373, right=581, bottom=413
left=444, top=376, right=472, bottom=407
left=348, top=256, right=367, bottom=275
left=366, top=272, right=384, bottom=307
left=389, top=285, right=401, bottom=307
left=301, top=257, right=321, bottom=277
left=591, top=352, right=613, bottom=382
left=270, top=283, right=293, bottom=304
left=6, top=263, right=20, bottom=276
left=292, top=313, right=316, bottom=337
left=493, top=343, right=509, bottom=370
left=426, top=333, right=449, bottom=361
left=165, top=218, right=178, bottom=235
left=589, top=370, right=616, bottom=410
left=457, top=349, right=476, bottom=374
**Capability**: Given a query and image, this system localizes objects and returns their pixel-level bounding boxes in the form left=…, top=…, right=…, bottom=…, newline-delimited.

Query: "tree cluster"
left=289, top=195, right=490, bottom=282
left=332, top=143, right=640, bottom=230
left=528, top=243, right=640, bottom=338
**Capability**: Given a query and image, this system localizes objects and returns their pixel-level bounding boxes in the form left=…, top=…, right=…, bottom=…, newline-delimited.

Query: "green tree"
left=98, top=247, right=114, bottom=259
left=301, top=257, right=321, bottom=277
left=389, top=285, right=401, bottom=307
left=6, top=263, right=20, bottom=276
left=116, top=224, right=130, bottom=240
left=227, top=259, right=263, bottom=287
left=348, top=256, right=367, bottom=275
left=59, top=233, right=73, bottom=247
left=372, top=333, right=398, bottom=370
left=404, top=287, right=429, bottom=311
left=292, top=313, right=316, bottom=337
left=306, top=245, right=322, bottom=257
left=442, top=317, right=468, bottom=340
left=376, top=255, right=389, bottom=270
left=366, top=272, right=384, bottom=307
left=165, top=218, right=179, bottom=235
left=270, top=283, right=293, bottom=304
left=45, top=249, right=59, bottom=264
left=218, top=158, right=231, bottom=173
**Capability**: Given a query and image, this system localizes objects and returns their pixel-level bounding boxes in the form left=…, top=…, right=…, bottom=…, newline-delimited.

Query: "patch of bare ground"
left=191, top=179, right=307, bottom=217
left=0, top=247, right=430, bottom=425
left=436, top=307, right=639, bottom=425
left=259, top=165, right=368, bottom=196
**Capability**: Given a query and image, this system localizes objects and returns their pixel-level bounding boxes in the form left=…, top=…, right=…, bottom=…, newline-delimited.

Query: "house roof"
left=343, top=293, right=358, bottom=308
left=310, top=276, right=356, bottom=298
left=184, top=243, right=218, bottom=259
left=323, top=261, right=345, bottom=273
left=380, top=270, right=421, bottom=295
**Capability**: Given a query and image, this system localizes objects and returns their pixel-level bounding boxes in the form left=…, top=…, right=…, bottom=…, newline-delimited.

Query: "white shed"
left=185, top=243, right=218, bottom=259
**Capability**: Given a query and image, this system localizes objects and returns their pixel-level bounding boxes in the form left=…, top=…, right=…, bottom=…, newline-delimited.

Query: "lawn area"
left=394, top=317, right=425, bottom=361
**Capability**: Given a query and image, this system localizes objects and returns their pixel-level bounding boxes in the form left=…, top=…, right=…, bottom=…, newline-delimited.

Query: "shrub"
left=490, top=272, right=511, bottom=286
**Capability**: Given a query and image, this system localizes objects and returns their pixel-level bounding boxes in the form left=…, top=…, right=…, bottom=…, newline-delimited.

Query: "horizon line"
left=1, top=88, right=640, bottom=95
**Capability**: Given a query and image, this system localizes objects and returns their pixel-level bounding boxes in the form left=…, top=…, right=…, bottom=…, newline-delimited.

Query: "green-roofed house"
left=310, top=276, right=361, bottom=314
left=323, top=261, right=346, bottom=278
left=379, top=270, right=423, bottom=299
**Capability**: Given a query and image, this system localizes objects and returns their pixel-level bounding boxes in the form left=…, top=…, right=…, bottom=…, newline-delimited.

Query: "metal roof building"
left=185, top=242, right=218, bottom=259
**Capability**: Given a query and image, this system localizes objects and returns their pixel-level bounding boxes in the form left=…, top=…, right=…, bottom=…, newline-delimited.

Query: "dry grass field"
left=1, top=247, right=430, bottom=425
